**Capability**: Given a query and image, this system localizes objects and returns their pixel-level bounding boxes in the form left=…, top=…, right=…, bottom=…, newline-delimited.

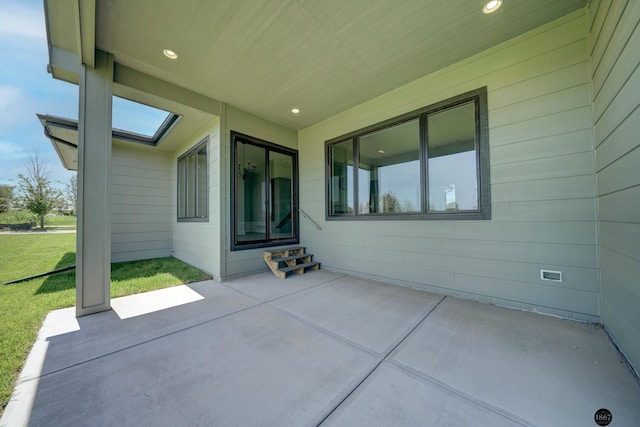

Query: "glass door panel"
left=236, top=142, right=267, bottom=243
left=269, top=151, right=294, bottom=240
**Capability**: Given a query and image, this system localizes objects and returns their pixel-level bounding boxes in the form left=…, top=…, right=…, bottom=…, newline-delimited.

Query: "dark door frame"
left=230, top=131, right=299, bottom=251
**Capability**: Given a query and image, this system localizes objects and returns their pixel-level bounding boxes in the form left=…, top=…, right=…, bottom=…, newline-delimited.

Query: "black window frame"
left=325, top=87, right=490, bottom=221
left=177, top=137, right=209, bottom=222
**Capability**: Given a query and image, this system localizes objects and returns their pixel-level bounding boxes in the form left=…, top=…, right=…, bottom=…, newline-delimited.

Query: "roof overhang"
left=43, top=0, right=94, bottom=79
left=37, top=113, right=189, bottom=171
left=37, top=115, right=79, bottom=171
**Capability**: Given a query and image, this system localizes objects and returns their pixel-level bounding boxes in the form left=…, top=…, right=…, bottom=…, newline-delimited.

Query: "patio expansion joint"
left=220, top=272, right=349, bottom=305
left=269, top=306, right=382, bottom=358
left=315, top=294, right=448, bottom=425
left=384, top=359, right=535, bottom=427
left=381, top=296, right=537, bottom=427
left=27, top=303, right=266, bottom=381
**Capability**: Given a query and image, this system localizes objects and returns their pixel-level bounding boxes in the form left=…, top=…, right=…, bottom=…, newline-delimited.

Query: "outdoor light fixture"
left=482, top=0, right=502, bottom=14
left=162, top=49, right=178, bottom=59
left=291, top=108, right=300, bottom=114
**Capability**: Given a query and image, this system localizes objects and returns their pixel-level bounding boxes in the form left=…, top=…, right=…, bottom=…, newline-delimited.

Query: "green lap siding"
left=298, top=11, right=599, bottom=320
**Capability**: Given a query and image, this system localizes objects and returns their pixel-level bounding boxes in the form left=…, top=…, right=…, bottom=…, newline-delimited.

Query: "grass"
left=0, top=233, right=211, bottom=415
left=0, top=210, right=35, bottom=225
left=43, top=215, right=76, bottom=227
left=0, top=211, right=76, bottom=229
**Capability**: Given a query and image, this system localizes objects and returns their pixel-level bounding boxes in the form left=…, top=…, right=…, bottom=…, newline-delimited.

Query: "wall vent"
left=540, top=269, right=562, bottom=282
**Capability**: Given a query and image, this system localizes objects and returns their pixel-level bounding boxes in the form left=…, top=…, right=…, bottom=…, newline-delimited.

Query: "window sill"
left=177, top=218, right=209, bottom=223
left=326, top=211, right=490, bottom=221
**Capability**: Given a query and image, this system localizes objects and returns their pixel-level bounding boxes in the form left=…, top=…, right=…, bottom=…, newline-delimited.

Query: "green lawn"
left=0, top=210, right=35, bottom=225
left=0, top=211, right=77, bottom=229
left=0, top=233, right=211, bottom=415
left=43, top=215, right=77, bottom=227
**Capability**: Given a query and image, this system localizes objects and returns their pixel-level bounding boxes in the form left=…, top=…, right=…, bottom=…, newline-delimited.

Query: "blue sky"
left=0, top=0, right=170, bottom=190
left=0, top=0, right=77, bottom=188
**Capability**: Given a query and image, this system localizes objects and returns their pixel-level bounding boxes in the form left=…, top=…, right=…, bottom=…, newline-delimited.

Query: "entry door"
left=233, top=133, right=298, bottom=249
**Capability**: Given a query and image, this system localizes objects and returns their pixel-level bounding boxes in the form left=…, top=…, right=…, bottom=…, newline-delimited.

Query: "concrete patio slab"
left=224, top=269, right=346, bottom=302
left=390, top=297, right=640, bottom=427
left=323, top=362, right=524, bottom=427
left=2, top=272, right=639, bottom=426
left=272, top=275, right=443, bottom=354
left=11, top=306, right=378, bottom=427
left=25, top=282, right=258, bottom=377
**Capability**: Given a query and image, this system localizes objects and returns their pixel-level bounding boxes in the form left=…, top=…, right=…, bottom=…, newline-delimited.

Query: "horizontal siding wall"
left=221, top=104, right=298, bottom=279
left=590, top=0, right=640, bottom=373
left=298, top=10, right=599, bottom=320
left=111, top=142, right=172, bottom=262
left=171, top=118, right=222, bottom=279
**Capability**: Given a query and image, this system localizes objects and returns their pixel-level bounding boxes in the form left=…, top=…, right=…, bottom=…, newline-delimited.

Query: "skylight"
left=112, top=96, right=178, bottom=143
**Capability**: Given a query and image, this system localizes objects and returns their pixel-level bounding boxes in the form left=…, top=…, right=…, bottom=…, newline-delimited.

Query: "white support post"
left=76, top=50, right=113, bottom=316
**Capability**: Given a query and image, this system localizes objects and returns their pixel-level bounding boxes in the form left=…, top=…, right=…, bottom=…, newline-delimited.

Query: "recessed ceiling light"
left=291, top=108, right=300, bottom=114
left=482, top=0, right=502, bottom=14
left=163, top=49, right=178, bottom=59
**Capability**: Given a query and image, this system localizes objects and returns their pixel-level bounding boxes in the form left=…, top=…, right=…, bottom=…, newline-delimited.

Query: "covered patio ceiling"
left=45, top=0, right=587, bottom=140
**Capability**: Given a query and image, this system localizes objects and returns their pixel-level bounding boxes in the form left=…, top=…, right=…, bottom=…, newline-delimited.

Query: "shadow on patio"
left=3, top=270, right=639, bottom=426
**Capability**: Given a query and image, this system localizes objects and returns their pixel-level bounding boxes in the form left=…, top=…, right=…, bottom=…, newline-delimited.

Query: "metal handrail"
left=298, top=208, right=322, bottom=230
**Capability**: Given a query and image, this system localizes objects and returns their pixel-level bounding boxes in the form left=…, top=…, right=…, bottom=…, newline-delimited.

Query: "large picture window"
left=326, top=87, right=490, bottom=220
left=177, top=138, right=208, bottom=221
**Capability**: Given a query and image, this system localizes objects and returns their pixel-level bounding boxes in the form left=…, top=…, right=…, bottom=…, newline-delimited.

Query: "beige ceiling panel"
left=58, top=0, right=588, bottom=131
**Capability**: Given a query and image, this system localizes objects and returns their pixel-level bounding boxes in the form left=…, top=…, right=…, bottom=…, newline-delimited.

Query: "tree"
left=381, top=191, right=402, bottom=213
left=0, top=185, right=13, bottom=213
left=65, top=174, right=77, bottom=215
left=15, top=152, right=64, bottom=228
